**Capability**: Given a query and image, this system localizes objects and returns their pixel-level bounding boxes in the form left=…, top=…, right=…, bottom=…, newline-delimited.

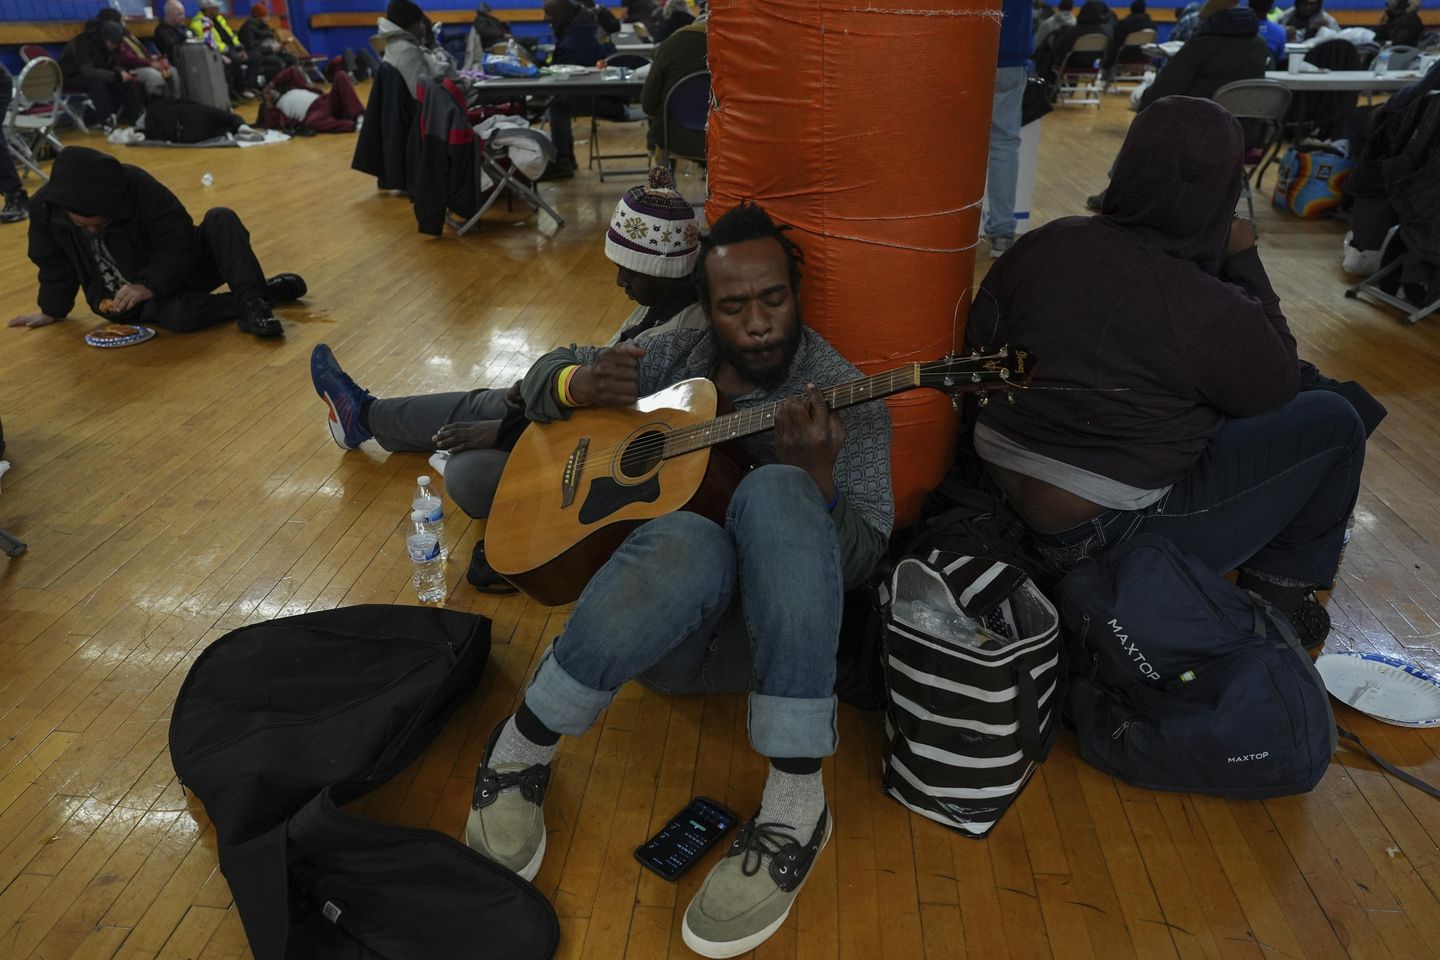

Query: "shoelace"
left=735, top=821, right=801, bottom=878
left=474, top=764, right=548, bottom=806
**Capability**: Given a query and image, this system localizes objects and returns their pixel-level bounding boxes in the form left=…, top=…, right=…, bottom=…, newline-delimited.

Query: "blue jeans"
left=523, top=464, right=844, bottom=758
left=1033, top=391, right=1366, bottom=589
left=983, top=66, right=1027, bottom=239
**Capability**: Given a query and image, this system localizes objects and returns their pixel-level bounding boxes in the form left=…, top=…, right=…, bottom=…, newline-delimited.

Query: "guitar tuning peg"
left=951, top=395, right=962, bottom=412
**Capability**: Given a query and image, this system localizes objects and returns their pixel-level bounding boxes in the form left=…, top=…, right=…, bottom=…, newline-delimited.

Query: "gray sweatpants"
left=367, top=389, right=510, bottom=520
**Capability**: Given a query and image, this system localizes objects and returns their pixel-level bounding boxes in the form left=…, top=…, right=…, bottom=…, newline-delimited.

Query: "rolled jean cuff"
left=523, top=648, right=617, bottom=737
left=748, top=693, right=838, bottom=759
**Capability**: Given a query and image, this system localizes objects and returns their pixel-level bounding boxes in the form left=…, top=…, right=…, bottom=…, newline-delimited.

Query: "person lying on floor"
left=965, top=95, right=1367, bottom=653
left=258, top=65, right=365, bottom=134
left=308, top=168, right=705, bottom=591
left=466, top=200, right=892, bottom=960
left=8, top=147, right=305, bottom=339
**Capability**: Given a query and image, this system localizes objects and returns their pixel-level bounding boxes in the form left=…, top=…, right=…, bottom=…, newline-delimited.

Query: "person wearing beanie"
left=58, top=14, right=143, bottom=128
left=95, top=8, right=181, bottom=100
left=193, top=0, right=258, bottom=99
left=465, top=201, right=893, bottom=958
left=239, top=3, right=301, bottom=80
left=306, top=169, right=706, bottom=591
left=377, top=0, right=460, bottom=98
left=9, top=147, right=306, bottom=339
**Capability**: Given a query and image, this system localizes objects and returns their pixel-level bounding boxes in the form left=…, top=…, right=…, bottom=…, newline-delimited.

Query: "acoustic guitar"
left=484, top=348, right=1033, bottom=605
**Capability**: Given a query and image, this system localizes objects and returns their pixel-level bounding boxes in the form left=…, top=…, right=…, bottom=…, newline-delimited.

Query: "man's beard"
left=714, top=315, right=803, bottom=393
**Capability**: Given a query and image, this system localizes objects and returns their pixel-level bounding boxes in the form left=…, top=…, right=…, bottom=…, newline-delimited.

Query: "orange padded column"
left=706, top=0, right=999, bottom=528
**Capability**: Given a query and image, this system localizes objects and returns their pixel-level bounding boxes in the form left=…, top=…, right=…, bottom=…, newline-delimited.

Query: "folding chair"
left=659, top=70, right=710, bottom=208
left=1213, top=79, right=1292, bottom=219
left=450, top=128, right=566, bottom=235
left=1056, top=33, right=1110, bottom=107
left=5, top=58, right=68, bottom=181
left=1346, top=229, right=1440, bottom=326
left=588, top=53, right=652, bottom=182
left=22, top=44, right=92, bottom=134
left=1378, top=45, right=1421, bottom=71
left=1107, top=28, right=1156, bottom=92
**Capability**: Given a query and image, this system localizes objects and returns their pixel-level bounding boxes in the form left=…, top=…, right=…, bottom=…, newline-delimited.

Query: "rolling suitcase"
left=174, top=43, right=229, bottom=111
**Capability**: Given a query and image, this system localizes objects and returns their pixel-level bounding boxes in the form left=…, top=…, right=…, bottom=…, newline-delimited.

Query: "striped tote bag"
left=880, top=549, right=1062, bottom=838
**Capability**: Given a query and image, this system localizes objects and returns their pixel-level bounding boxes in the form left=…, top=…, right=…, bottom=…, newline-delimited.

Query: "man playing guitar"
left=467, top=202, right=893, bottom=959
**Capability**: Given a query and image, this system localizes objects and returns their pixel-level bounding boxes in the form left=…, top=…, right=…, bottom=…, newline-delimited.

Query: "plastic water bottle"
left=200, top=172, right=214, bottom=187
left=897, top=600, right=984, bottom=648
left=412, top=475, right=447, bottom=559
left=1373, top=45, right=1392, bottom=77
left=407, top=510, right=446, bottom=603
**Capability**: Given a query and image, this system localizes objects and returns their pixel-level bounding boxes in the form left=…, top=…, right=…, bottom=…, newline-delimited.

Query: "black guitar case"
left=168, top=604, right=558, bottom=959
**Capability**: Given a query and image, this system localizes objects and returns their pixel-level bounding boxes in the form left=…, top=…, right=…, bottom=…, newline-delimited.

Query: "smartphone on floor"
left=634, top=795, right=739, bottom=882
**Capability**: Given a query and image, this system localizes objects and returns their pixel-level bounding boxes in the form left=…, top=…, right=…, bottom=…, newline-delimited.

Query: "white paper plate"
left=1315, top=653, right=1440, bottom=728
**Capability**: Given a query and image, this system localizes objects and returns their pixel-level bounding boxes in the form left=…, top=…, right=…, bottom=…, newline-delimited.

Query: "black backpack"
left=1058, top=535, right=1337, bottom=798
left=169, top=604, right=559, bottom=959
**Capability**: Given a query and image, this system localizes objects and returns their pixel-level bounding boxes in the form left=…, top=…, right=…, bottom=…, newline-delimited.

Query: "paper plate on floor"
left=1315, top=653, right=1440, bottom=728
left=84, top=324, right=155, bottom=348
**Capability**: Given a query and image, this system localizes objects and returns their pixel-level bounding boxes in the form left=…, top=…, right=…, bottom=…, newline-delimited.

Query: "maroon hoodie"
left=965, top=96, right=1298, bottom=491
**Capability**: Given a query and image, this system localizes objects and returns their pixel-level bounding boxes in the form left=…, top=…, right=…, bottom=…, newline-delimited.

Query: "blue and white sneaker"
left=310, top=344, right=374, bottom=449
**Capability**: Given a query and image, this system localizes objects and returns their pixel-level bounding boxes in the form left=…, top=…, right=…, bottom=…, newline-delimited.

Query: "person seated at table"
left=642, top=7, right=707, bottom=163
left=1279, top=0, right=1339, bottom=41
left=59, top=16, right=144, bottom=129
left=1085, top=0, right=1267, bottom=208
left=1374, top=0, right=1425, bottom=48
left=1034, top=0, right=1077, bottom=52
left=1106, top=0, right=1156, bottom=70
left=307, top=169, right=705, bottom=589
left=239, top=4, right=300, bottom=82
left=1250, top=0, right=1289, bottom=65
left=258, top=65, right=365, bottom=133
left=968, top=96, right=1365, bottom=653
left=8, top=147, right=305, bottom=339
left=1035, top=0, right=1114, bottom=89
left=193, top=0, right=257, bottom=99
left=96, top=8, right=181, bottom=101
left=378, top=0, right=460, bottom=98
left=648, top=0, right=697, bottom=44
left=541, top=0, right=621, bottom=180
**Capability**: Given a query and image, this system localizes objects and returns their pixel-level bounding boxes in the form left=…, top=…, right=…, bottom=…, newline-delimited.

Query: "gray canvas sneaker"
left=464, top=720, right=550, bottom=881
left=681, top=807, right=832, bottom=958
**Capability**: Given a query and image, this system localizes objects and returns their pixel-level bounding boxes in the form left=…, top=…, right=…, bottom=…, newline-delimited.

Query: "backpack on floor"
left=1057, top=535, right=1337, bottom=798
left=1273, top=146, right=1355, bottom=219
left=879, top=531, right=1063, bottom=838
left=169, top=604, right=558, bottom=960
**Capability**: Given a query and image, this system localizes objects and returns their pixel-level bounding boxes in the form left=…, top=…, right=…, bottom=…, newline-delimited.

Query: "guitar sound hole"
left=619, top=430, right=665, bottom=480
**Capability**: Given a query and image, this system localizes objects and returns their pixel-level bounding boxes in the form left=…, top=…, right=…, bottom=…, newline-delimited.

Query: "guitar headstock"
left=917, top=346, right=1035, bottom=400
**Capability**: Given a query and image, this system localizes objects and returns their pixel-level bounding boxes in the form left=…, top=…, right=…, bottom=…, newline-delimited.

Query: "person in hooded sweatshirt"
left=966, top=96, right=1367, bottom=653
left=378, top=0, right=459, bottom=98
left=1137, top=0, right=1268, bottom=109
left=8, top=147, right=306, bottom=339
left=59, top=16, right=144, bottom=128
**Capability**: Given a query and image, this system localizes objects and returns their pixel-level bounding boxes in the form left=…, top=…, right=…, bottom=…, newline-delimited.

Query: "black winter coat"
left=59, top=21, right=122, bottom=83
left=352, top=62, right=418, bottom=192
left=27, top=147, right=197, bottom=320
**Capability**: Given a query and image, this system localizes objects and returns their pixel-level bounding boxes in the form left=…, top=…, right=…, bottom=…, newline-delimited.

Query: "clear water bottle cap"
left=411, top=510, right=427, bottom=522
left=417, top=475, right=432, bottom=487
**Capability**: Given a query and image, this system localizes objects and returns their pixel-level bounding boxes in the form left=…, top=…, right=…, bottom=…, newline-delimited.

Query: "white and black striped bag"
left=880, top=549, right=1062, bottom=838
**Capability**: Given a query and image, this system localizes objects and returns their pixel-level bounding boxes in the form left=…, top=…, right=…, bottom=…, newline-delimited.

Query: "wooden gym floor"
left=1, top=88, right=1438, bottom=960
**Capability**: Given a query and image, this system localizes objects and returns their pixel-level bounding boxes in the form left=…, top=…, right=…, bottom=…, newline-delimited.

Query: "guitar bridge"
left=561, top=438, right=589, bottom=509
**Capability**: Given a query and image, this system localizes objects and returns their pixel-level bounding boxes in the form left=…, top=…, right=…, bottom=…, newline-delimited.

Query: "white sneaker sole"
left=680, top=816, right=833, bottom=959
left=321, top=391, right=356, bottom=449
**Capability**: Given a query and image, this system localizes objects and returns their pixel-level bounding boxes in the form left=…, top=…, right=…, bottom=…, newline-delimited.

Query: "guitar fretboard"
left=660, top=365, right=921, bottom=459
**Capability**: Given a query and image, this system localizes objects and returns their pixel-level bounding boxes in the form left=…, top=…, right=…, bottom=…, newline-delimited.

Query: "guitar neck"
left=661, top=366, right=920, bottom=459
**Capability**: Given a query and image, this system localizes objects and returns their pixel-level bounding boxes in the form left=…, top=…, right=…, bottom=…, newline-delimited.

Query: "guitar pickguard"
left=579, top=474, right=662, bottom=525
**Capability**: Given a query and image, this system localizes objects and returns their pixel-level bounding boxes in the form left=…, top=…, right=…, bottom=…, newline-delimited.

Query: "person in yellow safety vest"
left=191, top=1, right=258, bottom=96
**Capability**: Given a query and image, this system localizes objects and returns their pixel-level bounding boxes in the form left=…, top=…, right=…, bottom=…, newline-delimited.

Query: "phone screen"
left=634, top=796, right=737, bottom=881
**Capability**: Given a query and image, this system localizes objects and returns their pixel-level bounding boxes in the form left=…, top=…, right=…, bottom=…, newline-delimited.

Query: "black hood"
left=1196, top=6, right=1259, bottom=37
left=34, top=147, right=133, bottom=220
left=1100, top=96, right=1244, bottom=275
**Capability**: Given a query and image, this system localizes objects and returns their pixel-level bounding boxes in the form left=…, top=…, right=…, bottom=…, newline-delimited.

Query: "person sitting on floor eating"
left=8, top=147, right=306, bottom=339
left=965, top=95, right=1367, bottom=653
left=307, top=169, right=706, bottom=591
left=464, top=200, right=892, bottom=959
